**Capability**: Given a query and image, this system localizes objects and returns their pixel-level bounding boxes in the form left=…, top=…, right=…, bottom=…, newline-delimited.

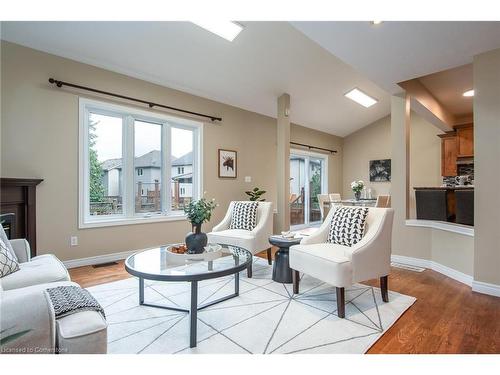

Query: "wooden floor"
left=69, top=249, right=500, bottom=354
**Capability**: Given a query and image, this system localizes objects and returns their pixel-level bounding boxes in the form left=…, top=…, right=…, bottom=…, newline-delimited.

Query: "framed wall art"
left=218, top=149, right=237, bottom=178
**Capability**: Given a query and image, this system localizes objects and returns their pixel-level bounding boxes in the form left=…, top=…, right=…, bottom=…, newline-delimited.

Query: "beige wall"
left=431, top=230, right=474, bottom=276
left=390, top=95, right=433, bottom=260
left=342, top=115, right=391, bottom=198
left=409, top=113, right=444, bottom=219
left=342, top=112, right=443, bottom=216
left=0, top=41, right=335, bottom=262
left=473, top=48, right=500, bottom=286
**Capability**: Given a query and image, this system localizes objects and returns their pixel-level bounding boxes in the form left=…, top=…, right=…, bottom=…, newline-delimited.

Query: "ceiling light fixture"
left=344, top=88, right=378, bottom=108
left=463, top=89, right=474, bottom=97
left=372, top=21, right=383, bottom=25
left=192, top=21, right=243, bottom=42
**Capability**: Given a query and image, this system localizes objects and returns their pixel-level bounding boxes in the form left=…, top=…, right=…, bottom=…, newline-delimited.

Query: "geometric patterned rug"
left=87, top=258, right=416, bottom=354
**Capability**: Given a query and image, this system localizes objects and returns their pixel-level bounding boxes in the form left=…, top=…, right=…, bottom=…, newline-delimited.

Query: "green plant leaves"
left=0, top=329, right=32, bottom=346
left=183, top=197, right=217, bottom=225
left=245, top=187, right=266, bottom=201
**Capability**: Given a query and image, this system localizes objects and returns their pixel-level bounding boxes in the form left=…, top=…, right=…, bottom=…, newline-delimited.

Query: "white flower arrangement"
left=350, top=180, right=365, bottom=193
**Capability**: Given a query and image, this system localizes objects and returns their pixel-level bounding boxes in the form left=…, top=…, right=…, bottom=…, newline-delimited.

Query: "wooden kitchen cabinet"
left=456, top=124, right=474, bottom=157
left=439, top=132, right=457, bottom=176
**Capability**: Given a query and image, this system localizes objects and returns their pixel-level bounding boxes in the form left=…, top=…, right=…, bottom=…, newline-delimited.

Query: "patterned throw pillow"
left=0, top=237, right=20, bottom=278
left=327, top=207, right=369, bottom=247
left=229, top=202, right=259, bottom=230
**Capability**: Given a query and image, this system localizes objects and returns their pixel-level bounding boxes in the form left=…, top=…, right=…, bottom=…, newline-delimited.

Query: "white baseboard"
left=63, top=249, right=137, bottom=269
left=391, top=255, right=431, bottom=270
left=430, top=261, right=473, bottom=286
left=391, top=255, right=473, bottom=287
left=472, top=280, right=500, bottom=297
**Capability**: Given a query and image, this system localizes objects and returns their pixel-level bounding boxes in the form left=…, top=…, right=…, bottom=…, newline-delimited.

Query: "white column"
left=276, top=93, right=291, bottom=233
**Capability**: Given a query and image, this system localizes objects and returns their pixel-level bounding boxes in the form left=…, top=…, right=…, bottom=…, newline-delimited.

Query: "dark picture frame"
left=218, top=149, right=237, bottom=178
left=369, top=159, right=391, bottom=182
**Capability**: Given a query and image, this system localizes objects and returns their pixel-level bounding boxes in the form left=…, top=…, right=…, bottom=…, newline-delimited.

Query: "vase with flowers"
left=183, top=196, right=218, bottom=254
left=351, top=180, right=365, bottom=201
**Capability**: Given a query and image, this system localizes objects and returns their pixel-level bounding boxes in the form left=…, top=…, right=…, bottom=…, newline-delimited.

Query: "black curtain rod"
left=290, top=141, right=337, bottom=154
left=48, top=78, right=222, bottom=122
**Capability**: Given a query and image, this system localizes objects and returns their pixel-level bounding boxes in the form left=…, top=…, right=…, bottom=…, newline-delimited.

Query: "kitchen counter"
left=414, top=187, right=474, bottom=226
left=414, top=186, right=474, bottom=190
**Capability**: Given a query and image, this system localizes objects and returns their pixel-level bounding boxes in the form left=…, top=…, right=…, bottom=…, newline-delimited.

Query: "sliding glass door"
left=290, top=151, right=327, bottom=229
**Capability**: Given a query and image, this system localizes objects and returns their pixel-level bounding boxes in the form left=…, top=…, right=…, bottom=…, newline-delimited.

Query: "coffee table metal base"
left=138, top=273, right=240, bottom=348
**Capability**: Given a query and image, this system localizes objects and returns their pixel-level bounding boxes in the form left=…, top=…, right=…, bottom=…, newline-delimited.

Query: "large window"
left=79, top=98, right=202, bottom=227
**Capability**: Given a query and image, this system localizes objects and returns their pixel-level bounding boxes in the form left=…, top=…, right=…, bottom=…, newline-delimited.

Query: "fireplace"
left=0, top=212, right=16, bottom=239
left=1, top=178, right=43, bottom=257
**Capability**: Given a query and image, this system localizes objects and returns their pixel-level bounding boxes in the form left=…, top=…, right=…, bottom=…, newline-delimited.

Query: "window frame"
left=79, top=98, right=203, bottom=228
left=289, top=148, right=329, bottom=230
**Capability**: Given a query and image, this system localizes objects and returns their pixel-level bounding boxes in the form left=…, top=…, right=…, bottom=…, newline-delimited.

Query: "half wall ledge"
left=405, top=219, right=474, bottom=237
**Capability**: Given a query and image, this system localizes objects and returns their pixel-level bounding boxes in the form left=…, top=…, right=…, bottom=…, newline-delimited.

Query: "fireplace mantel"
left=1, top=177, right=43, bottom=257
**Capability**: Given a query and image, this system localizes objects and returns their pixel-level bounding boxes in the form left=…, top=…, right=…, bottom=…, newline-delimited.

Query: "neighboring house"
left=171, top=151, right=193, bottom=198
left=101, top=150, right=193, bottom=199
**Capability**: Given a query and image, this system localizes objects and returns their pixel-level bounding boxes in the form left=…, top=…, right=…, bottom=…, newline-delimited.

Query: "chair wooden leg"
left=247, top=263, right=253, bottom=278
left=292, top=270, right=300, bottom=294
left=380, top=275, right=389, bottom=302
left=266, top=247, right=272, bottom=265
left=336, top=287, right=345, bottom=318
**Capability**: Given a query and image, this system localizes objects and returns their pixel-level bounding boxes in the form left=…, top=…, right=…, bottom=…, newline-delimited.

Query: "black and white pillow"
left=327, top=207, right=369, bottom=247
left=0, top=237, right=20, bottom=278
left=229, top=202, right=259, bottom=230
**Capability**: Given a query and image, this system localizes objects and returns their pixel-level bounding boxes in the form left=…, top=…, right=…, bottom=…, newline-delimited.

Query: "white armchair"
left=289, top=206, right=394, bottom=318
left=207, top=201, right=273, bottom=277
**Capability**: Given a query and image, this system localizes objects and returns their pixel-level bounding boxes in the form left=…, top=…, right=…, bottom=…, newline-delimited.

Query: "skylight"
left=344, top=88, right=378, bottom=108
left=192, top=21, right=243, bottom=42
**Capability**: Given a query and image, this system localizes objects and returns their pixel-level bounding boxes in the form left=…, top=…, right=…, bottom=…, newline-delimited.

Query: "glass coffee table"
left=124, top=244, right=252, bottom=348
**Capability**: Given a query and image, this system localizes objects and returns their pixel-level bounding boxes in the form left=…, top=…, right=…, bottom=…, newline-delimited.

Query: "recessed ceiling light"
left=372, top=21, right=383, bottom=25
left=192, top=21, right=243, bottom=42
left=463, top=89, right=474, bottom=97
left=344, top=88, right=378, bottom=108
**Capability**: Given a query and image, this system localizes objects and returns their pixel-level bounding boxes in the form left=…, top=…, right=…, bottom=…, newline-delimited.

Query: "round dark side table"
left=268, top=235, right=302, bottom=283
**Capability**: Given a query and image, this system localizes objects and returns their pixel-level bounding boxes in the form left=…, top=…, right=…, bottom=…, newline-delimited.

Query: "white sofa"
left=0, top=239, right=107, bottom=354
left=289, top=207, right=394, bottom=318
left=207, top=201, right=273, bottom=277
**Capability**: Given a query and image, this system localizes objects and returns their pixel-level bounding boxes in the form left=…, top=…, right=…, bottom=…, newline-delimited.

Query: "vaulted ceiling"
left=1, top=21, right=390, bottom=137
left=291, top=21, right=500, bottom=94
left=3, top=21, right=500, bottom=137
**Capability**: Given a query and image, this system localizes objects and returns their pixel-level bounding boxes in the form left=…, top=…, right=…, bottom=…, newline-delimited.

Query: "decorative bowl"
left=166, top=243, right=223, bottom=263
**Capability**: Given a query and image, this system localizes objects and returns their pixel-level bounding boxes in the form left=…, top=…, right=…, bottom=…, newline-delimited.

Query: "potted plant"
left=245, top=187, right=266, bottom=201
left=351, top=180, right=365, bottom=201
left=183, top=197, right=217, bottom=254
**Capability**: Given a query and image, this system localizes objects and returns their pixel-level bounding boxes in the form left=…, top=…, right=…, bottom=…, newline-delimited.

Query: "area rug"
left=87, top=258, right=416, bottom=354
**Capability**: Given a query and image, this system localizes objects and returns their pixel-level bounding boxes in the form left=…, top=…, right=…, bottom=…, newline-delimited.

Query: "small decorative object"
left=184, top=197, right=217, bottom=254
left=281, top=231, right=295, bottom=239
left=170, top=244, right=188, bottom=254
left=218, top=149, right=237, bottom=178
left=166, top=244, right=222, bottom=262
left=245, top=187, right=266, bottom=201
left=204, top=244, right=222, bottom=253
left=351, top=180, right=365, bottom=200
left=369, top=159, right=391, bottom=182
